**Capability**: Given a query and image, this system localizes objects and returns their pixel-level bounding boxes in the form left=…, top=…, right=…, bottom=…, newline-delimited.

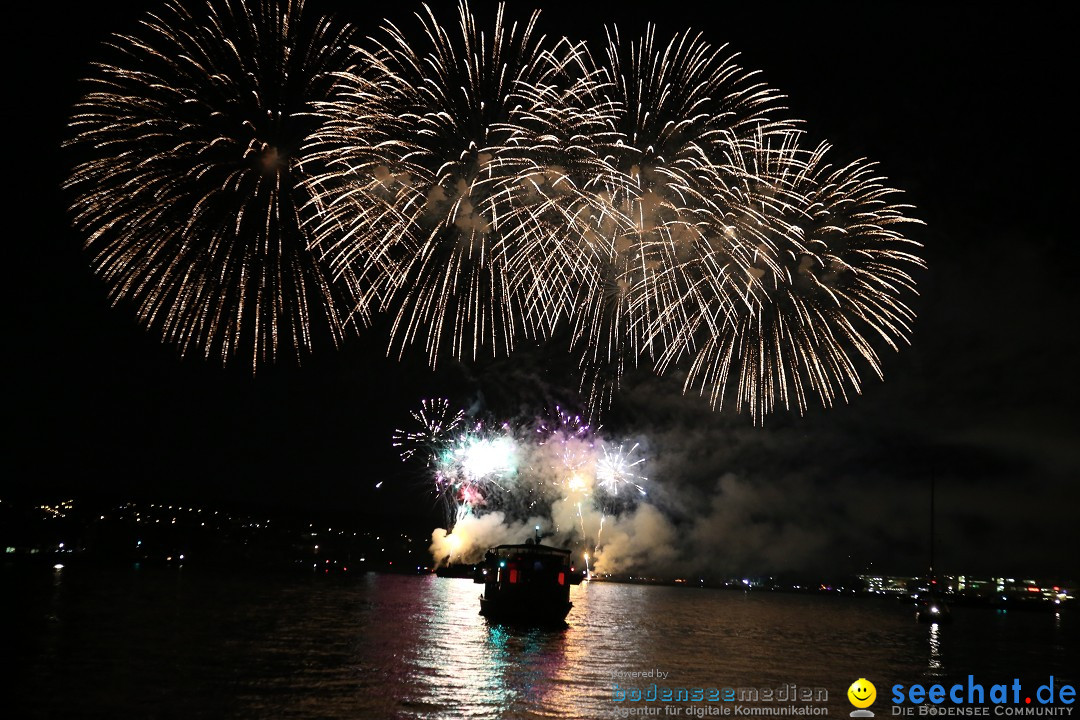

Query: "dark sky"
left=7, top=3, right=1077, bottom=577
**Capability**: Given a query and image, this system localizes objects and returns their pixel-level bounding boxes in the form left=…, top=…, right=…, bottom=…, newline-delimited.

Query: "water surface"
left=6, top=567, right=1077, bottom=718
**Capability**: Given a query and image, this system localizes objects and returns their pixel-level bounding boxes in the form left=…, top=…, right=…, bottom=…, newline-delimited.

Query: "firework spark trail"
left=66, top=0, right=363, bottom=369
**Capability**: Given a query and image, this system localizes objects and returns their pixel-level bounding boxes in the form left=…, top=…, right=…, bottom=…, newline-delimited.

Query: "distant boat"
left=473, top=539, right=583, bottom=625
left=916, top=595, right=952, bottom=623
left=434, top=563, right=475, bottom=578
left=916, top=475, right=952, bottom=624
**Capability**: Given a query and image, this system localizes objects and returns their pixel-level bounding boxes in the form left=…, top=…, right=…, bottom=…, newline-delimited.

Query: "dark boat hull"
left=480, top=595, right=572, bottom=625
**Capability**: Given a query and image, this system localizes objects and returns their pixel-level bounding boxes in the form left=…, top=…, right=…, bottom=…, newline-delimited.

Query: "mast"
left=929, top=474, right=935, bottom=579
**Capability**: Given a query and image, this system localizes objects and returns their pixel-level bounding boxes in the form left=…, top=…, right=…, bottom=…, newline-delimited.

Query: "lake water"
left=5, top=567, right=1077, bottom=719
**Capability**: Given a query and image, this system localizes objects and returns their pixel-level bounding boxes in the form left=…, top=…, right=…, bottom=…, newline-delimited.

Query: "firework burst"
left=429, top=418, right=519, bottom=526
left=66, top=0, right=363, bottom=368
left=657, top=133, right=925, bottom=421
left=395, top=400, right=649, bottom=561
left=391, top=397, right=465, bottom=463
left=565, top=25, right=796, bottom=412
left=307, top=1, right=589, bottom=363
left=596, top=442, right=647, bottom=499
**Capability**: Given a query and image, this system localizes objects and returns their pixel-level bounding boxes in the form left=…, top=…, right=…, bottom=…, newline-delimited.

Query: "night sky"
left=8, top=3, right=1077, bottom=577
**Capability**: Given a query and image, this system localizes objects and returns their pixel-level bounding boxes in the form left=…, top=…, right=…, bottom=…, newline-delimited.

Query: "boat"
left=916, top=475, right=952, bottom=624
left=916, top=595, right=952, bottom=623
left=435, top=563, right=476, bottom=578
left=473, top=536, right=584, bottom=625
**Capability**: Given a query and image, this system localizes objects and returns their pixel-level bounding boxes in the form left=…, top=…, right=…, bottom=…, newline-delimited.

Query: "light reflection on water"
left=6, top=568, right=1077, bottom=719
left=927, top=623, right=944, bottom=677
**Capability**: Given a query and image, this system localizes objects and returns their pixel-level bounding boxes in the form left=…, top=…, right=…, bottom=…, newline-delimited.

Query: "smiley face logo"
left=847, top=678, right=876, bottom=709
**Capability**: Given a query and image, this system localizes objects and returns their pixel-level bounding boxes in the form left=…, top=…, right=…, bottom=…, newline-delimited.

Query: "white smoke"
left=430, top=511, right=548, bottom=567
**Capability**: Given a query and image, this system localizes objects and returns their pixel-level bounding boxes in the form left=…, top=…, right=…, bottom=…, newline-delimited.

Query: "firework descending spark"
left=68, top=0, right=924, bottom=423
left=65, top=0, right=363, bottom=368
left=395, top=400, right=648, bottom=568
